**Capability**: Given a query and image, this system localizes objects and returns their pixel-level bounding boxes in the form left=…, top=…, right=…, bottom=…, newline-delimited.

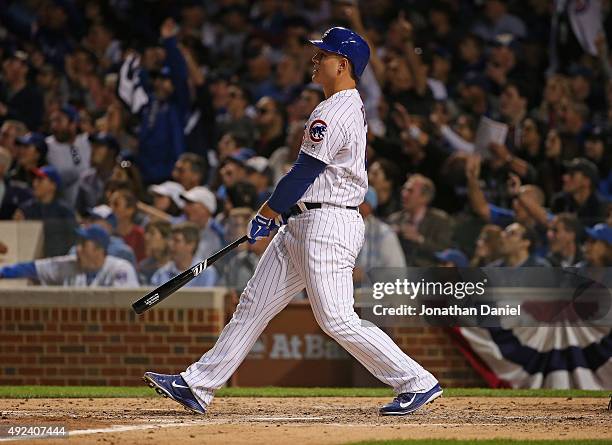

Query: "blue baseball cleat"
left=143, top=372, right=206, bottom=414
left=379, top=383, right=443, bottom=416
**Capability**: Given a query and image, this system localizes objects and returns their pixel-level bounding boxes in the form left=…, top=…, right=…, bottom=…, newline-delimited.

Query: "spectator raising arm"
left=0, top=262, right=37, bottom=279
left=397, top=12, right=427, bottom=96
left=465, top=154, right=491, bottom=222
left=342, top=4, right=385, bottom=85
left=507, top=173, right=550, bottom=227
left=161, top=18, right=190, bottom=120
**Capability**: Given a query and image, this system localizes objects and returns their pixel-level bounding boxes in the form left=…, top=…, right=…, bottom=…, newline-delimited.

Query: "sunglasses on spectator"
left=256, top=107, right=273, bottom=114
left=69, top=145, right=81, bottom=166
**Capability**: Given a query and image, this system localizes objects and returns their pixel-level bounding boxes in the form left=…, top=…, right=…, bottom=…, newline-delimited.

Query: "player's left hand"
left=247, top=213, right=277, bottom=244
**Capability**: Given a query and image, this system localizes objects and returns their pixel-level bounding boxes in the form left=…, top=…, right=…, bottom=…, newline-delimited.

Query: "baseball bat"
left=132, top=235, right=249, bottom=314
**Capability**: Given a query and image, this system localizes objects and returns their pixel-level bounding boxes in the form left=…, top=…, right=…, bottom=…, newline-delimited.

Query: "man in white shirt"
left=46, top=105, right=91, bottom=208
left=180, top=186, right=224, bottom=260
left=151, top=222, right=217, bottom=287
left=0, top=224, right=138, bottom=286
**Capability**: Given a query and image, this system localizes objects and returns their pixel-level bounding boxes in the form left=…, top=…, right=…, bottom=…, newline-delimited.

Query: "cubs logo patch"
left=309, top=119, right=327, bottom=143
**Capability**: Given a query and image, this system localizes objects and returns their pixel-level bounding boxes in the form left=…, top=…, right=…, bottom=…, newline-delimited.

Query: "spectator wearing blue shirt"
left=151, top=222, right=217, bottom=288
left=69, top=206, right=137, bottom=269
left=137, top=19, right=190, bottom=185
left=14, top=165, right=77, bottom=257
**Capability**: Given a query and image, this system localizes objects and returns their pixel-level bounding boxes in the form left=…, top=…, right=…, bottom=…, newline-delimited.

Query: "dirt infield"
left=1, top=396, right=610, bottom=444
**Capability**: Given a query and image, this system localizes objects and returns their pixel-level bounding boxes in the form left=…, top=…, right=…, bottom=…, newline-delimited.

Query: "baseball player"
left=0, top=224, right=139, bottom=286
left=144, top=27, right=442, bottom=416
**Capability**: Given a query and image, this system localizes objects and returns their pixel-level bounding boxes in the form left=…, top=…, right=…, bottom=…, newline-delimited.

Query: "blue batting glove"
left=247, top=213, right=275, bottom=244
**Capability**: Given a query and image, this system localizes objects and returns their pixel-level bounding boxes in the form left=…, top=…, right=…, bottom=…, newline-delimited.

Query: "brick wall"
left=0, top=288, right=485, bottom=387
left=0, top=288, right=226, bottom=386
left=391, top=327, right=485, bottom=387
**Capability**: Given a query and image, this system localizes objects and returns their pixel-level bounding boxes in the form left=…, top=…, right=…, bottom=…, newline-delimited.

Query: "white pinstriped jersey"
left=299, top=89, right=368, bottom=207
left=181, top=84, right=440, bottom=408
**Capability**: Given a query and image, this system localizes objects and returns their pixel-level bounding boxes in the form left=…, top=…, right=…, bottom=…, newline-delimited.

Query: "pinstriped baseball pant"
left=182, top=208, right=438, bottom=407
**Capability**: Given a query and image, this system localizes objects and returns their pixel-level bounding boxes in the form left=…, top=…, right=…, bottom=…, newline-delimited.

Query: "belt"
left=286, top=202, right=358, bottom=217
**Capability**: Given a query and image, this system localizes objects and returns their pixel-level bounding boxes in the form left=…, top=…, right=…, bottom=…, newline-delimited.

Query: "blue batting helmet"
left=309, top=27, right=370, bottom=79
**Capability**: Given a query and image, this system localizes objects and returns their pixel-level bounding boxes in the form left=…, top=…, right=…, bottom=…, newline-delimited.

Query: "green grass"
left=345, top=441, right=612, bottom=445
left=0, top=386, right=609, bottom=399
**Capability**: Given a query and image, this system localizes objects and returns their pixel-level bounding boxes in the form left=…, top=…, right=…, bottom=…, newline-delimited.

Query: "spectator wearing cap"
left=67, top=205, right=137, bottom=269
left=136, top=18, right=190, bottom=185
left=354, top=187, right=406, bottom=286
left=148, top=181, right=185, bottom=218
left=46, top=105, right=92, bottom=208
left=551, top=158, right=607, bottom=225
left=139, top=220, right=172, bottom=285
left=435, top=249, right=469, bottom=268
left=0, top=224, right=139, bottom=287
left=488, top=222, right=550, bottom=267
left=579, top=223, right=612, bottom=267
left=10, top=132, right=48, bottom=188
left=14, top=165, right=77, bottom=257
left=172, top=153, right=207, bottom=191
left=75, top=132, right=120, bottom=215
left=108, top=187, right=146, bottom=262
left=546, top=213, right=584, bottom=267
left=583, top=127, right=612, bottom=201
left=254, top=96, right=286, bottom=158
left=388, top=174, right=453, bottom=266
left=151, top=222, right=218, bottom=288
left=245, top=156, right=274, bottom=207
left=471, top=0, right=527, bottom=43
left=0, top=50, right=44, bottom=131
left=0, top=146, right=31, bottom=219
left=181, top=186, right=224, bottom=261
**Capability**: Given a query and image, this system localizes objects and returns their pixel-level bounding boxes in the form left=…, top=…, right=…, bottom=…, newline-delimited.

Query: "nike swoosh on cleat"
left=399, top=394, right=416, bottom=408
left=171, top=380, right=190, bottom=389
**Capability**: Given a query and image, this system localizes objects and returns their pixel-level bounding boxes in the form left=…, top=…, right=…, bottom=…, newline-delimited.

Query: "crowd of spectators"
left=0, top=0, right=611, bottom=290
